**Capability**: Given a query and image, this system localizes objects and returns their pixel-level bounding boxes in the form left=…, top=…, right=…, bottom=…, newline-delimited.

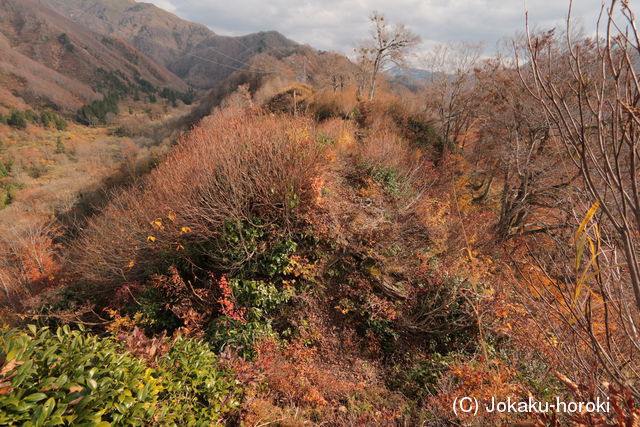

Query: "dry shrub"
left=359, top=125, right=408, bottom=169
left=309, top=87, right=359, bottom=121
left=254, top=339, right=352, bottom=408
left=69, top=107, right=326, bottom=293
left=147, top=267, right=217, bottom=337
left=357, top=93, right=410, bottom=127
left=243, top=338, right=411, bottom=425
left=218, top=84, right=253, bottom=110
left=316, top=117, right=358, bottom=158
left=117, top=326, right=169, bottom=367
left=429, top=360, right=523, bottom=425
left=0, top=221, right=60, bottom=306
left=263, top=84, right=314, bottom=115
left=533, top=375, right=640, bottom=426
left=252, top=73, right=300, bottom=106
left=356, top=116, right=435, bottom=202
left=114, top=115, right=153, bottom=137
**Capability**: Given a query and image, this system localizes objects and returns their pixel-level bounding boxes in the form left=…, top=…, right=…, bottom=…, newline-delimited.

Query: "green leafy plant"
left=155, top=337, right=243, bottom=425
left=0, top=325, right=160, bottom=426
left=136, top=287, right=182, bottom=335
left=24, top=110, right=39, bottom=124
left=54, top=117, right=68, bottom=131
left=388, top=353, right=462, bottom=400
left=41, top=112, right=67, bottom=131
left=0, top=160, right=10, bottom=178
left=371, top=165, right=403, bottom=195
left=208, top=278, right=294, bottom=358
left=253, top=238, right=298, bottom=278
left=0, top=184, right=16, bottom=208
left=77, top=95, right=119, bottom=125
left=211, top=220, right=266, bottom=270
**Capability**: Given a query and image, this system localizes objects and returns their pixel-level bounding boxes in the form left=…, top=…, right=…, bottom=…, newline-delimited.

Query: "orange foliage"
left=216, top=275, right=246, bottom=323
left=255, top=339, right=352, bottom=409
left=0, top=222, right=60, bottom=306
left=431, top=360, right=523, bottom=424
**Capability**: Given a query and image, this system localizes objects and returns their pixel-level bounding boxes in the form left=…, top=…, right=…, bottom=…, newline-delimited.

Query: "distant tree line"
left=159, top=87, right=196, bottom=107
left=76, top=69, right=196, bottom=125
left=77, top=94, right=120, bottom=126
left=0, top=109, right=67, bottom=130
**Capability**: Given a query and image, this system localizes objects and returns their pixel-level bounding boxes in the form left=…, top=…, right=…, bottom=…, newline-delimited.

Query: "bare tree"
left=472, top=57, right=578, bottom=238
left=523, top=1, right=640, bottom=313
left=514, top=0, right=640, bottom=397
left=356, top=11, right=421, bottom=101
left=422, top=42, right=482, bottom=153
left=314, top=52, right=354, bottom=93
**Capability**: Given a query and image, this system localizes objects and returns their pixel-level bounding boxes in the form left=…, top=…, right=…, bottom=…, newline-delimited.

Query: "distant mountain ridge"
left=39, top=0, right=301, bottom=89
left=386, top=66, right=434, bottom=80
left=385, top=66, right=436, bottom=93
left=0, top=0, right=305, bottom=112
left=0, top=0, right=187, bottom=111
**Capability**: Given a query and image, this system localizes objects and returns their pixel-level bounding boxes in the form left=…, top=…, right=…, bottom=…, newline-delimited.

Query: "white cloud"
left=144, top=0, right=604, bottom=54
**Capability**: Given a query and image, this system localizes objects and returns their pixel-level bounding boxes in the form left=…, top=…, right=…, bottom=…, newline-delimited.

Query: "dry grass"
left=0, top=99, right=190, bottom=303
left=0, top=123, right=154, bottom=229
left=308, top=87, right=360, bottom=121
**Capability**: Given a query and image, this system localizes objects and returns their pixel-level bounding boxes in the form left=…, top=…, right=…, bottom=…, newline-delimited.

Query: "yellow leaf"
left=181, top=226, right=192, bottom=233
left=127, top=261, right=135, bottom=269
left=147, top=236, right=156, bottom=243
left=575, top=200, right=600, bottom=270
left=572, top=201, right=601, bottom=308
left=577, top=200, right=599, bottom=236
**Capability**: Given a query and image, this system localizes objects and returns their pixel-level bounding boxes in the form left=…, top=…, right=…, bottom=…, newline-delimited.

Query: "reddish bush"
left=216, top=275, right=246, bottom=323
left=0, top=222, right=60, bottom=306
left=254, top=339, right=350, bottom=408
left=117, top=326, right=169, bottom=367
left=148, top=267, right=216, bottom=337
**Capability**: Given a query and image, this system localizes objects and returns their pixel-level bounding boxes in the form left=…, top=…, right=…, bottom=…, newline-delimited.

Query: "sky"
left=145, top=0, right=605, bottom=55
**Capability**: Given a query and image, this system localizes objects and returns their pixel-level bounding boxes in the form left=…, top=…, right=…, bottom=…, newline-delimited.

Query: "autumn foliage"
left=0, top=222, right=60, bottom=306
left=6, top=3, right=640, bottom=424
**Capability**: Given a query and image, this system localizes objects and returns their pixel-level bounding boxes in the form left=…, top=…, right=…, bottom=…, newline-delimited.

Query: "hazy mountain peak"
left=40, top=0, right=299, bottom=89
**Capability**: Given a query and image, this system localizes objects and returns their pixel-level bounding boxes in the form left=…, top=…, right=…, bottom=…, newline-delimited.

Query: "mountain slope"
left=0, top=30, right=95, bottom=111
left=40, top=0, right=301, bottom=89
left=38, top=0, right=213, bottom=66
left=0, top=0, right=187, bottom=111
